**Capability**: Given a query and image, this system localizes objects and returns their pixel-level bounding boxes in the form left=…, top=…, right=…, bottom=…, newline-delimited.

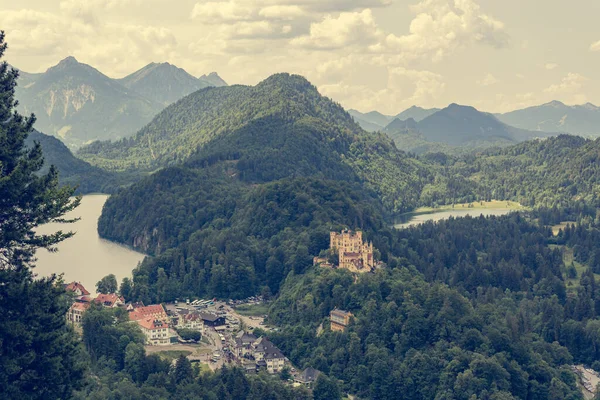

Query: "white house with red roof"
left=66, top=302, right=90, bottom=328
left=94, top=293, right=125, bottom=308
left=136, top=318, right=172, bottom=345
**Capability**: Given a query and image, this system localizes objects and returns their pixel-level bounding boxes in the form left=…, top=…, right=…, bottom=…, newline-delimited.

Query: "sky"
left=1, top=0, right=600, bottom=114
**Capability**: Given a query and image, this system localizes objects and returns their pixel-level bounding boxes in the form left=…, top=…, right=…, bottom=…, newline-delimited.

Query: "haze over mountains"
left=14, top=57, right=227, bottom=148
left=352, top=100, right=600, bottom=146
left=496, top=100, right=600, bottom=137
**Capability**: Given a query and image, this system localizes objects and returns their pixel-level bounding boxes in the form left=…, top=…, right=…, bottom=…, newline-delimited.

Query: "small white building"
left=137, top=318, right=171, bottom=345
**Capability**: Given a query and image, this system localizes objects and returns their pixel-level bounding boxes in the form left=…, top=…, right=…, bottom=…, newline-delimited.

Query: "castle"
left=329, top=230, right=374, bottom=273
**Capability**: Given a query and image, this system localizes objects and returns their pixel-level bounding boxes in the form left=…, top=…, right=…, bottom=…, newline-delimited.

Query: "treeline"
left=100, top=175, right=387, bottom=301
left=269, top=268, right=582, bottom=400
left=424, top=135, right=600, bottom=209
left=267, top=213, right=600, bottom=399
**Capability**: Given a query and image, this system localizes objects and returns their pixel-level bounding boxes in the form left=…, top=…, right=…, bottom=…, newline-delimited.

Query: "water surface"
left=34, top=194, right=145, bottom=294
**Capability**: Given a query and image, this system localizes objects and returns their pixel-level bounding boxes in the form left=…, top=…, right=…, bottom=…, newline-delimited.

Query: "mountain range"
left=349, top=106, right=439, bottom=132
left=14, top=57, right=227, bottom=148
left=495, top=100, right=600, bottom=137
left=384, top=104, right=552, bottom=152
left=352, top=100, right=600, bottom=142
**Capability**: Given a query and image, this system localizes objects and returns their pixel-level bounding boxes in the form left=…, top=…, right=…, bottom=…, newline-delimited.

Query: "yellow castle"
left=330, top=230, right=374, bottom=273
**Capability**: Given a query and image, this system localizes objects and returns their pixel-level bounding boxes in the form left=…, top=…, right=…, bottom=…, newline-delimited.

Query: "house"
left=129, top=304, right=168, bottom=323
left=65, top=282, right=92, bottom=303
left=330, top=309, right=353, bottom=332
left=66, top=302, right=90, bottom=327
left=251, top=337, right=286, bottom=374
left=200, top=312, right=226, bottom=327
left=125, top=302, right=145, bottom=312
left=295, top=367, right=321, bottom=388
left=137, top=318, right=171, bottom=346
left=234, top=331, right=258, bottom=358
left=65, top=281, right=90, bottom=297
left=94, top=293, right=125, bottom=308
left=181, top=312, right=204, bottom=331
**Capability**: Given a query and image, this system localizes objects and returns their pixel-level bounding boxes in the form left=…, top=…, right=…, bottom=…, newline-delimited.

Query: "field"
left=234, top=303, right=270, bottom=317
left=153, top=350, right=192, bottom=362
left=412, top=200, right=525, bottom=215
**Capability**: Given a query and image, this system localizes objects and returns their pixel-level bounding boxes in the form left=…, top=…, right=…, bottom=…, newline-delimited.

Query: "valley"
left=4, top=15, right=600, bottom=398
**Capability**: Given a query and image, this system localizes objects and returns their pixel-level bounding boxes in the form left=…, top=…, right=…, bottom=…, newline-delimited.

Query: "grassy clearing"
left=560, top=246, right=600, bottom=292
left=551, top=221, right=574, bottom=236
left=155, top=350, right=192, bottom=362
left=197, top=363, right=211, bottom=374
left=412, top=200, right=525, bottom=215
left=234, top=303, right=270, bottom=317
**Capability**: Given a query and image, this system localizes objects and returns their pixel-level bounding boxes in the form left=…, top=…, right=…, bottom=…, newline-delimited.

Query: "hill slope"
left=25, top=130, right=117, bottom=193
left=497, top=100, right=600, bottom=137
left=15, top=57, right=163, bottom=148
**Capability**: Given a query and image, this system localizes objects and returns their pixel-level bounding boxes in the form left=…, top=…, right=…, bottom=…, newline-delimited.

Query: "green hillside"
left=25, top=130, right=121, bottom=194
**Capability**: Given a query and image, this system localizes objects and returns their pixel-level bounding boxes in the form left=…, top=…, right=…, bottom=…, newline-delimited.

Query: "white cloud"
left=291, top=9, right=383, bottom=50
left=477, top=73, right=498, bottom=86
left=191, top=1, right=256, bottom=23
left=590, top=40, right=600, bottom=52
left=380, top=0, right=509, bottom=62
left=544, top=73, right=587, bottom=94
left=545, top=63, right=558, bottom=70
left=258, top=5, right=307, bottom=20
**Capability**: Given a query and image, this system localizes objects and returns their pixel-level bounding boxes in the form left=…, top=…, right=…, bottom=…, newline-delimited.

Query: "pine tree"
left=0, top=31, right=85, bottom=399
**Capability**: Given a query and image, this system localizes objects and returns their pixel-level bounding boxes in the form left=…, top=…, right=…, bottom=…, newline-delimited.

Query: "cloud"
left=380, top=0, right=509, bottom=62
left=258, top=5, right=307, bottom=20
left=545, top=63, right=558, bottom=70
left=291, top=9, right=383, bottom=50
left=590, top=40, right=600, bottom=52
left=544, top=73, right=587, bottom=94
left=191, top=1, right=256, bottom=23
left=477, top=73, right=498, bottom=86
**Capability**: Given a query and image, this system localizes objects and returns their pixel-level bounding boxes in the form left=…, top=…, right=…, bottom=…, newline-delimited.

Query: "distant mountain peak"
left=199, top=71, right=228, bottom=87
left=582, top=102, right=599, bottom=110
left=55, top=56, right=80, bottom=69
left=544, top=100, right=566, bottom=108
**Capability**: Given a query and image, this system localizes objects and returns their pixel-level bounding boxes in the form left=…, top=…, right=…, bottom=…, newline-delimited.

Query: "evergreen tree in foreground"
left=0, top=31, right=85, bottom=399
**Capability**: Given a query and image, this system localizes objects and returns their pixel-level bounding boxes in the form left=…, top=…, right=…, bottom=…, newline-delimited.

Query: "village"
left=65, top=230, right=368, bottom=388
left=64, top=229, right=367, bottom=389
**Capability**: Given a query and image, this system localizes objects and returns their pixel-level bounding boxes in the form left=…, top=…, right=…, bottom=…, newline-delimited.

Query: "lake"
left=34, top=194, right=145, bottom=294
left=394, top=208, right=517, bottom=229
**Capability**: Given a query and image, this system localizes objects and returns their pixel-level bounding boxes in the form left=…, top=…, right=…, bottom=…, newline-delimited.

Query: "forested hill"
left=448, top=135, right=600, bottom=208
left=96, top=74, right=433, bottom=299
left=79, top=73, right=365, bottom=170
left=25, top=130, right=120, bottom=194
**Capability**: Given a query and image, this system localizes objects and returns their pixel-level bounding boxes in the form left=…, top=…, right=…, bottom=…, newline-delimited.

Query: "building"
left=137, top=318, right=172, bottom=346
left=65, top=282, right=93, bottom=303
left=94, top=293, right=125, bottom=308
left=234, top=331, right=258, bottom=358
left=129, top=304, right=168, bottom=323
left=295, top=367, right=321, bottom=388
left=252, top=337, right=286, bottom=374
left=200, top=312, right=226, bottom=327
left=66, top=302, right=90, bottom=328
left=181, top=312, right=204, bottom=331
left=65, top=281, right=90, bottom=297
left=330, top=309, right=353, bottom=332
left=330, top=230, right=375, bottom=273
